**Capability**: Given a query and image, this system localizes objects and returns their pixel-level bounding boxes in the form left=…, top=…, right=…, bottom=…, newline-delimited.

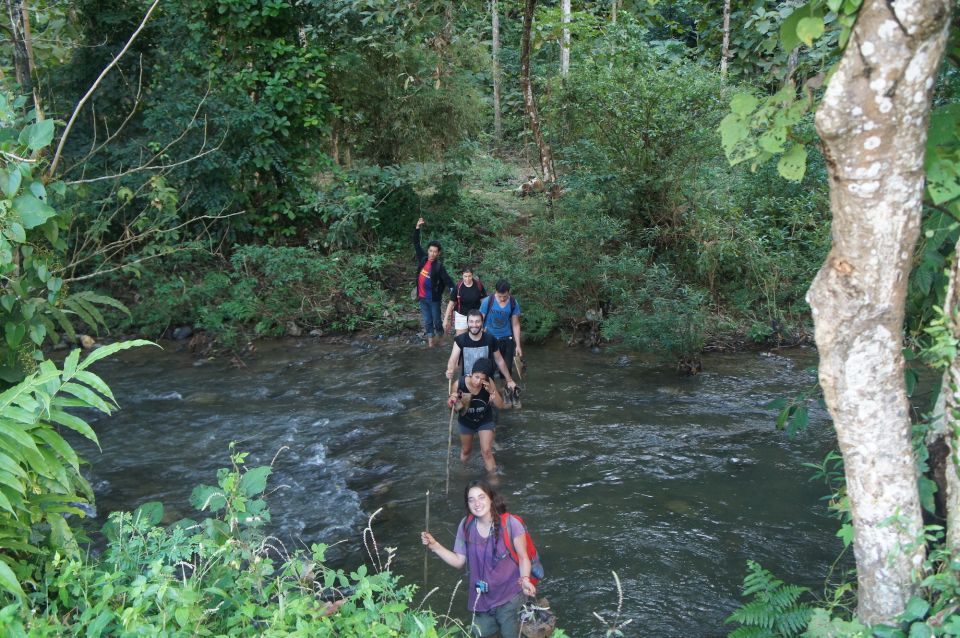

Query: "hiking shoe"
left=511, top=386, right=522, bottom=410
left=502, top=388, right=513, bottom=408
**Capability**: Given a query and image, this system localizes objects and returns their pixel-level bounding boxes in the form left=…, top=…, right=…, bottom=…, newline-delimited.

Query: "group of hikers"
left=412, top=218, right=552, bottom=638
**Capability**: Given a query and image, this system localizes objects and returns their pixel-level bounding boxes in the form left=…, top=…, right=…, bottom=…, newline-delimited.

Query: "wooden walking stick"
left=445, top=376, right=457, bottom=494
left=424, top=490, right=430, bottom=586
left=445, top=400, right=456, bottom=495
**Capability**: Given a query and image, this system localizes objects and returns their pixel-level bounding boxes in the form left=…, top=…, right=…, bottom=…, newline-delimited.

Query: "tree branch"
left=47, top=0, right=161, bottom=177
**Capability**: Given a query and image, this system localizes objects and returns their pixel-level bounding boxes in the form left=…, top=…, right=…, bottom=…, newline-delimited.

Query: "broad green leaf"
left=758, top=127, right=787, bottom=153
left=190, top=484, right=227, bottom=512
left=60, top=382, right=112, bottom=413
left=0, top=488, right=14, bottom=514
left=729, top=93, right=758, bottom=115
left=797, top=16, right=825, bottom=46
left=902, top=596, right=930, bottom=622
left=12, top=193, right=55, bottom=229
left=0, top=451, right=27, bottom=478
left=63, top=298, right=97, bottom=330
left=29, top=181, right=45, bottom=201
left=0, top=429, right=46, bottom=475
left=18, top=119, right=54, bottom=151
left=62, top=349, right=80, bottom=381
left=2, top=168, right=21, bottom=198
left=4, top=322, right=25, bottom=348
left=78, top=339, right=156, bottom=371
left=4, top=222, right=25, bottom=244
left=49, top=408, right=99, bottom=445
left=73, top=370, right=115, bottom=402
left=28, top=321, right=45, bottom=346
left=720, top=113, right=758, bottom=167
left=779, top=5, right=807, bottom=52
left=133, top=501, right=164, bottom=527
left=239, top=466, right=272, bottom=497
left=0, top=470, right=24, bottom=496
left=919, top=475, right=938, bottom=513
left=75, top=292, right=130, bottom=315
left=777, top=143, right=808, bottom=181
left=837, top=522, right=854, bottom=547
left=0, top=559, right=25, bottom=600
left=33, top=428, right=79, bottom=472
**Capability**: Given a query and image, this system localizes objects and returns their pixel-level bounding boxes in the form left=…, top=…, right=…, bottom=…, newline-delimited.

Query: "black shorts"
left=496, top=336, right=515, bottom=378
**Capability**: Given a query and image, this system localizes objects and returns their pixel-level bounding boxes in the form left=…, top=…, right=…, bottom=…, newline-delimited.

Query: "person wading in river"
left=444, top=267, right=487, bottom=337
left=413, top=217, right=454, bottom=348
left=479, top=279, right=523, bottom=405
left=445, top=310, right=518, bottom=394
left=421, top=479, right=537, bottom=638
left=447, top=358, right=503, bottom=473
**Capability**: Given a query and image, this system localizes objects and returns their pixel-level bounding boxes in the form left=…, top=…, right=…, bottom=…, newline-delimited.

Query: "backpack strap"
left=482, top=294, right=517, bottom=329
left=455, top=281, right=464, bottom=313
left=500, top=512, right=520, bottom=565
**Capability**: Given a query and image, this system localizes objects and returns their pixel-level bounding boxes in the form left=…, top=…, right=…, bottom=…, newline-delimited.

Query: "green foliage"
left=0, top=340, right=153, bottom=599
left=1, top=449, right=469, bottom=636
left=0, top=93, right=130, bottom=383
left=726, top=561, right=812, bottom=637
left=601, top=254, right=707, bottom=360
left=115, top=245, right=401, bottom=344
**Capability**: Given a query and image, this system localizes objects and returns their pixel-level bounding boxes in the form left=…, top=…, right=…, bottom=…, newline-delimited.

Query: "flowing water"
left=76, top=338, right=842, bottom=636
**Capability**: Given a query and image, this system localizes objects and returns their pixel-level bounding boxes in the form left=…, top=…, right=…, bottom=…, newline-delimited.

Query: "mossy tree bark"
left=807, top=0, right=952, bottom=624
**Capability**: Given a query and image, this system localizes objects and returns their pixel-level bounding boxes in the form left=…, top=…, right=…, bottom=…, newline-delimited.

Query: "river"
left=77, top=338, right=842, bottom=636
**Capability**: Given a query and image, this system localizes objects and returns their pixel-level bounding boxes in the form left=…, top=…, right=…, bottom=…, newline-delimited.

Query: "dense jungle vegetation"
left=43, top=0, right=839, bottom=360
left=1, top=0, right=960, bottom=635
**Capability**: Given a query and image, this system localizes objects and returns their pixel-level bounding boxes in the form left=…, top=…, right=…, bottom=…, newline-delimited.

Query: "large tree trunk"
left=560, top=0, right=570, bottom=78
left=720, top=0, right=730, bottom=79
left=492, top=0, right=502, bottom=145
left=611, top=0, right=618, bottom=24
left=807, top=0, right=951, bottom=624
left=520, top=0, right=555, bottom=183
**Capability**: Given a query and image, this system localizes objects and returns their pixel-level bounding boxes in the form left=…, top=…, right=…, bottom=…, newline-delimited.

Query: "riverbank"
left=85, top=154, right=823, bottom=362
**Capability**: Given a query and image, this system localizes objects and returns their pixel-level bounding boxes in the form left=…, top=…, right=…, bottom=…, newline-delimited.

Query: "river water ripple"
left=77, top=339, right=841, bottom=636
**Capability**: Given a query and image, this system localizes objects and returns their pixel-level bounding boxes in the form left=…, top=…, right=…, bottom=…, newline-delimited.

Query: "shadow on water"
left=75, top=339, right=842, bottom=636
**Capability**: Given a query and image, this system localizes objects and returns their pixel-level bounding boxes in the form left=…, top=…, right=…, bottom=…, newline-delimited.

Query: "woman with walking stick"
left=421, top=479, right=537, bottom=638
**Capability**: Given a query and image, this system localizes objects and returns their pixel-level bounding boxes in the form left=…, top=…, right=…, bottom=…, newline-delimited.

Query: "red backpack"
left=464, top=512, right=544, bottom=585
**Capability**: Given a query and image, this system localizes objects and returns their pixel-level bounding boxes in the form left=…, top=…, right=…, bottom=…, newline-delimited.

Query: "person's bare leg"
left=427, top=336, right=435, bottom=348
left=478, top=430, right=496, bottom=472
left=460, top=433, right=474, bottom=463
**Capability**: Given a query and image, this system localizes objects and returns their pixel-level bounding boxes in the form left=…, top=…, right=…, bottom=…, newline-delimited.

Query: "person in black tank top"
left=446, top=357, right=505, bottom=473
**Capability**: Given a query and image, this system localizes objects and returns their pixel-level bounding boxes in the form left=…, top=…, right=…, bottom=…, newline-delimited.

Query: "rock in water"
left=172, top=326, right=193, bottom=340
left=79, top=334, right=95, bottom=349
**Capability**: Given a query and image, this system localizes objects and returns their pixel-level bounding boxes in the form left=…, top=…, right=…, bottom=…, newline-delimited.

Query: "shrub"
left=1, top=449, right=473, bottom=637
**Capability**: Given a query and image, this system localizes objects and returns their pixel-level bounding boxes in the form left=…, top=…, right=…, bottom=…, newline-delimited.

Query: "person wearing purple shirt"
left=422, top=479, right=537, bottom=637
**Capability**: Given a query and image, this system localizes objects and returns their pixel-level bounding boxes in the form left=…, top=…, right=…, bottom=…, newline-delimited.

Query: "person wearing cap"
left=447, top=357, right=504, bottom=473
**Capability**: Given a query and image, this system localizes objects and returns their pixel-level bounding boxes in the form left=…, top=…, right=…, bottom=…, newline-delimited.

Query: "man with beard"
left=445, top=310, right=517, bottom=395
